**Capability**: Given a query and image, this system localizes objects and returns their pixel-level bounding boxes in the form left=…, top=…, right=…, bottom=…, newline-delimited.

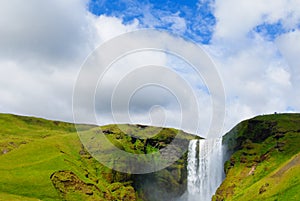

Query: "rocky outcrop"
left=51, top=170, right=136, bottom=201
left=50, top=124, right=199, bottom=201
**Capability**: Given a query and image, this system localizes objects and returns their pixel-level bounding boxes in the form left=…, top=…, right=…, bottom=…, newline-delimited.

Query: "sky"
left=0, top=0, right=299, bottom=137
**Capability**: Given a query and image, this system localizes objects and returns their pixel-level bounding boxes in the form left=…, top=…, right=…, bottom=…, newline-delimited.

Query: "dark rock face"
left=223, top=118, right=278, bottom=152
left=133, top=153, right=188, bottom=201
left=235, top=120, right=277, bottom=151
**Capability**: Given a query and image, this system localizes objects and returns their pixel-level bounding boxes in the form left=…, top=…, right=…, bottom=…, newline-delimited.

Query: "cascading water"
left=187, top=138, right=224, bottom=201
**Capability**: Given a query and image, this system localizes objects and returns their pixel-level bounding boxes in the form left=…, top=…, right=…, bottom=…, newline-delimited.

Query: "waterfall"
left=187, top=138, right=224, bottom=201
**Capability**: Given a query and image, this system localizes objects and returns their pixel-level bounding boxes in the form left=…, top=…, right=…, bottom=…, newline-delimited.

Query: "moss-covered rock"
left=91, top=124, right=198, bottom=201
left=50, top=170, right=108, bottom=201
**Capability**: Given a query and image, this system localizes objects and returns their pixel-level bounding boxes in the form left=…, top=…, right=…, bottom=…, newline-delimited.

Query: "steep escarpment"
left=215, top=113, right=300, bottom=201
left=0, top=113, right=198, bottom=201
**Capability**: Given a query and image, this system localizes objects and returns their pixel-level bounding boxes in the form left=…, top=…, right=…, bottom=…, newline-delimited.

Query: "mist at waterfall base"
left=178, top=138, right=226, bottom=201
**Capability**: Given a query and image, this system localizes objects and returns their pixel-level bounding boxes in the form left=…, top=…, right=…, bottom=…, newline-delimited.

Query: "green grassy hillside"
left=3, top=113, right=299, bottom=201
left=215, top=113, right=300, bottom=201
left=0, top=113, right=197, bottom=201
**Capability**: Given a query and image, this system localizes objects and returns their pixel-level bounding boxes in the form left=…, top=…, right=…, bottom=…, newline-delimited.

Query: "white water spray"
left=187, top=138, right=224, bottom=201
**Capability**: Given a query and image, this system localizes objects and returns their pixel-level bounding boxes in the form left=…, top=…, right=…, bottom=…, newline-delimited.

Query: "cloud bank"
left=0, top=0, right=299, bottom=136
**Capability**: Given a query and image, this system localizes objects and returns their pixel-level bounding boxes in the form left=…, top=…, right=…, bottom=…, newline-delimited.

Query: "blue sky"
left=89, top=0, right=216, bottom=44
left=88, top=0, right=296, bottom=43
left=86, top=0, right=300, bottom=134
left=0, top=0, right=299, bottom=136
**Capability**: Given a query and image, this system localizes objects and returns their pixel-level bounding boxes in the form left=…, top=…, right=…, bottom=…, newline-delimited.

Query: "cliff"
left=216, top=113, right=300, bottom=201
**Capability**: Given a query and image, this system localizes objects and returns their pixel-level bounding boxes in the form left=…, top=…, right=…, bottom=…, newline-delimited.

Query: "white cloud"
left=160, top=13, right=187, bottom=35
left=208, top=36, right=295, bottom=130
left=93, top=15, right=139, bottom=42
left=138, top=6, right=187, bottom=35
left=0, top=0, right=205, bottom=136
left=208, top=0, right=300, bottom=131
left=0, top=0, right=96, bottom=65
left=267, top=67, right=291, bottom=87
left=0, top=0, right=299, bottom=137
left=276, top=30, right=300, bottom=112
left=213, top=0, right=300, bottom=40
left=276, top=30, right=300, bottom=83
left=72, top=30, right=220, bottom=137
left=0, top=60, right=78, bottom=121
left=0, top=0, right=139, bottom=122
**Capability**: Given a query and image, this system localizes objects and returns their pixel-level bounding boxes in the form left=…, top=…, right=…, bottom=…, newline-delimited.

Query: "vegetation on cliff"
left=215, top=113, right=300, bottom=201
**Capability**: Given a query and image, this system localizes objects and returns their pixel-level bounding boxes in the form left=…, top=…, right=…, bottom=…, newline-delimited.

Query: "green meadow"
left=1, top=113, right=300, bottom=200
left=0, top=113, right=195, bottom=201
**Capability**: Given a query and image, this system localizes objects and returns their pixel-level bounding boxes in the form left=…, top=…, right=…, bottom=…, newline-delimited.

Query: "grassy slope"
left=0, top=114, right=96, bottom=200
left=215, top=113, right=300, bottom=201
left=0, top=113, right=196, bottom=201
